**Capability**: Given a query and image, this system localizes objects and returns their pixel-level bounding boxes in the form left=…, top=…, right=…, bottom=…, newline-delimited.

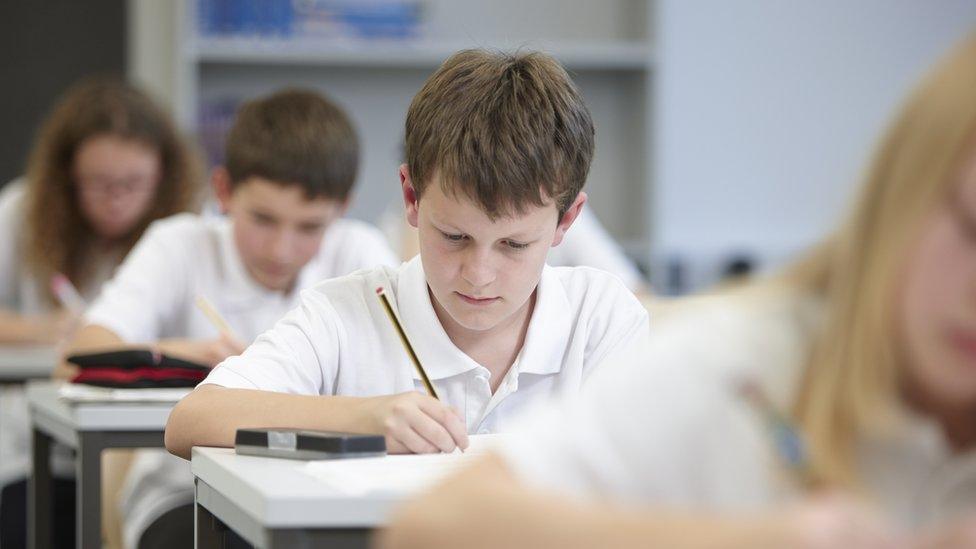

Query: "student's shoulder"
left=0, top=178, right=28, bottom=220
left=325, top=217, right=389, bottom=243
left=549, top=265, right=645, bottom=317
left=648, top=286, right=818, bottom=345
left=300, top=262, right=400, bottom=309
left=644, top=286, right=821, bottom=398
left=313, top=217, right=398, bottom=271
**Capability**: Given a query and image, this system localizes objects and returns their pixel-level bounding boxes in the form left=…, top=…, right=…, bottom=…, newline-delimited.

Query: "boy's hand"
left=782, top=493, right=906, bottom=549
left=50, top=309, right=83, bottom=343
left=17, top=309, right=79, bottom=345
left=362, top=392, right=469, bottom=454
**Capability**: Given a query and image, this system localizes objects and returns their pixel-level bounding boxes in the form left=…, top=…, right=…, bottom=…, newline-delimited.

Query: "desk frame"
left=27, top=383, right=173, bottom=549
left=194, top=478, right=371, bottom=549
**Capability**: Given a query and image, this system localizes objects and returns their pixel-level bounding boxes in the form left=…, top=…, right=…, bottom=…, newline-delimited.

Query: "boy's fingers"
left=417, top=399, right=468, bottom=451
left=409, top=410, right=458, bottom=453
left=444, top=412, right=469, bottom=450
left=392, top=421, right=441, bottom=454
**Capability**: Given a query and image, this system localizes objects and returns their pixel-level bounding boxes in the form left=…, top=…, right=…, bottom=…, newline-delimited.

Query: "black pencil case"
left=66, top=350, right=209, bottom=388
left=235, top=428, right=387, bottom=460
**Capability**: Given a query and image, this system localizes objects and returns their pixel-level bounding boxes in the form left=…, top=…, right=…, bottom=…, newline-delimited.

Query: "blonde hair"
left=23, top=77, right=202, bottom=302
left=775, top=32, right=976, bottom=487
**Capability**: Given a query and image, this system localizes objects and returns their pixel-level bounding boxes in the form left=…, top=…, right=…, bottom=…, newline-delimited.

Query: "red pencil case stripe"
left=73, top=367, right=207, bottom=384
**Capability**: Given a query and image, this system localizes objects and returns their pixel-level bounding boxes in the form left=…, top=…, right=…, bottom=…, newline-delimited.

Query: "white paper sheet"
left=57, top=383, right=192, bottom=403
left=303, top=434, right=507, bottom=496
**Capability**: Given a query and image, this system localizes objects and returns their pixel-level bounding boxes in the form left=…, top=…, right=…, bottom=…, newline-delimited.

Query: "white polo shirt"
left=85, top=212, right=398, bottom=344
left=203, top=255, right=650, bottom=433
left=499, top=288, right=976, bottom=529
left=103, top=212, right=398, bottom=547
left=547, top=208, right=646, bottom=292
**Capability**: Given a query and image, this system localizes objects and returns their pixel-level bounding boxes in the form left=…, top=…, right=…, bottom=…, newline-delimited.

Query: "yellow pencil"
left=195, top=295, right=241, bottom=342
left=375, top=287, right=439, bottom=400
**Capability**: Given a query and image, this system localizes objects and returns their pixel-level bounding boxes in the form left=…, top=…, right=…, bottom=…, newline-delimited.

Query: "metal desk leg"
left=76, top=432, right=104, bottom=549
left=195, top=481, right=222, bottom=549
left=29, top=427, right=53, bottom=549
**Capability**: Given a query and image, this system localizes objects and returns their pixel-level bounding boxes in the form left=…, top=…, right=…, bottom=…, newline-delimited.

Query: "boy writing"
left=166, top=49, right=650, bottom=459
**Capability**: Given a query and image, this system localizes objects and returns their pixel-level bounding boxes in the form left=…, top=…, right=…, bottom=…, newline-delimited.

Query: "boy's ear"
left=211, top=167, right=234, bottom=214
left=552, top=191, right=587, bottom=247
left=399, top=164, right=420, bottom=228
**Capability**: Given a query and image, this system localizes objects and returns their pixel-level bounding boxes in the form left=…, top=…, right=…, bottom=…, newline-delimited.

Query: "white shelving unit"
left=190, top=38, right=652, bottom=69
left=166, top=0, right=655, bottom=268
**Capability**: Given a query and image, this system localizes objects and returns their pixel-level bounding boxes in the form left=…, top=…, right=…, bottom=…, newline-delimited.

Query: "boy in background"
left=65, top=88, right=397, bottom=548
left=166, top=49, right=649, bottom=459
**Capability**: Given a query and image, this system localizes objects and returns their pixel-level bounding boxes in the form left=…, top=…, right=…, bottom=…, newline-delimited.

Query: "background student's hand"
left=782, top=493, right=906, bottom=549
left=0, top=308, right=79, bottom=345
left=910, top=513, right=976, bottom=549
left=361, top=391, right=469, bottom=454
left=156, top=333, right=246, bottom=368
left=47, top=308, right=83, bottom=343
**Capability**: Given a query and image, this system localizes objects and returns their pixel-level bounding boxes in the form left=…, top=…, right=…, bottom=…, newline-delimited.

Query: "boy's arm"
left=156, top=336, right=246, bottom=367
left=165, top=289, right=469, bottom=460
left=165, top=384, right=469, bottom=459
left=377, top=454, right=900, bottom=549
left=82, top=219, right=189, bottom=347
left=58, top=325, right=245, bottom=379
left=61, top=217, right=245, bottom=370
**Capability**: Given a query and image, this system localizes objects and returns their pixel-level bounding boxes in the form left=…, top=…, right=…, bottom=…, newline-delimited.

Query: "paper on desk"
left=304, top=433, right=507, bottom=496
left=57, top=383, right=192, bottom=403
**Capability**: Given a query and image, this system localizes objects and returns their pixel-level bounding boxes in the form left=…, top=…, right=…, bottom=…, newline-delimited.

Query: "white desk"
left=192, top=438, right=500, bottom=549
left=0, top=345, right=57, bottom=383
left=26, top=381, right=181, bottom=549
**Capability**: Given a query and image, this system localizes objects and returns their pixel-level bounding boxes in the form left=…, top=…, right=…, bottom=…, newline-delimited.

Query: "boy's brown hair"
left=405, top=49, right=595, bottom=220
left=226, top=88, right=359, bottom=200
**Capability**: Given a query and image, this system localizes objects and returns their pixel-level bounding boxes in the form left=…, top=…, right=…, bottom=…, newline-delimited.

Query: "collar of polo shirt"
left=394, top=256, right=572, bottom=381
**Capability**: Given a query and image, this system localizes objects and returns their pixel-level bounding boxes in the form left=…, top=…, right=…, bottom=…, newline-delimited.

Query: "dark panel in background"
left=0, top=0, right=127, bottom=187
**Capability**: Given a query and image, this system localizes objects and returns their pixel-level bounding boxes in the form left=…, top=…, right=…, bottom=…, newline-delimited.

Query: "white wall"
left=654, top=1, right=976, bottom=290
left=127, top=0, right=178, bottom=109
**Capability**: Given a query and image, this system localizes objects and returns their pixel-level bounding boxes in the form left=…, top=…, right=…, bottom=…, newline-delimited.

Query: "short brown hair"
left=405, top=49, right=595, bottom=220
left=225, top=89, right=359, bottom=200
left=24, top=77, right=202, bottom=303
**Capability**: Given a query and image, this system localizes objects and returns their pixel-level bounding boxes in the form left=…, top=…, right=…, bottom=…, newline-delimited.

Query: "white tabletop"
left=26, top=380, right=179, bottom=447
left=193, top=447, right=400, bottom=528
left=0, top=345, right=57, bottom=380
left=192, top=436, right=504, bottom=529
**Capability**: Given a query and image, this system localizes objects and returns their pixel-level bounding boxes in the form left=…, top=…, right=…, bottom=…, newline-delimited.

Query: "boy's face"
left=400, top=164, right=585, bottom=338
left=214, top=171, right=347, bottom=292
